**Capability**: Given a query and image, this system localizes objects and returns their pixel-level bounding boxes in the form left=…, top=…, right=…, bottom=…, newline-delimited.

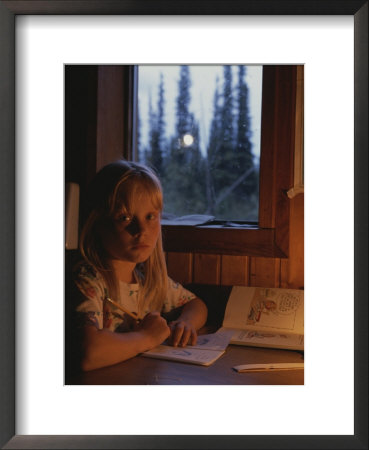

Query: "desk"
left=67, top=345, right=304, bottom=385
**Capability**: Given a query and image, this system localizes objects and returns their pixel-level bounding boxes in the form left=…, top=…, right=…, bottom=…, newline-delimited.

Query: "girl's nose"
left=126, top=218, right=145, bottom=236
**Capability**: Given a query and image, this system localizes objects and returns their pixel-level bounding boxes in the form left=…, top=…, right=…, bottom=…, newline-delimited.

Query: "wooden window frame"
left=128, top=65, right=298, bottom=258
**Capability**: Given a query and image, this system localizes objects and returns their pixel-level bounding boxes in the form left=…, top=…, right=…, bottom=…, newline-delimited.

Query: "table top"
left=67, top=344, right=304, bottom=385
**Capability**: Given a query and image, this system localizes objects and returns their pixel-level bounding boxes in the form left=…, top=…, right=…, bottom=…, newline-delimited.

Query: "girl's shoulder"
left=166, top=276, right=196, bottom=298
left=161, top=276, right=196, bottom=312
left=166, top=276, right=189, bottom=290
left=73, top=261, right=103, bottom=283
left=73, top=261, right=107, bottom=302
left=167, top=276, right=179, bottom=289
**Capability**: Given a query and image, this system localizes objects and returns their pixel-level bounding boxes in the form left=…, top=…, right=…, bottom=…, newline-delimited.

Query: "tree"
left=163, top=66, right=206, bottom=215
left=235, top=65, right=258, bottom=197
left=209, top=66, right=237, bottom=217
left=205, top=76, right=222, bottom=213
left=176, top=66, right=192, bottom=140
left=146, top=74, right=166, bottom=177
left=139, top=65, right=259, bottom=221
left=205, top=65, right=258, bottom=220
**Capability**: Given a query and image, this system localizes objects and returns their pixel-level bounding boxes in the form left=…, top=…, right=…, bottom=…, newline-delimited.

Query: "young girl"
left=73, top=160, right=208, bottom=371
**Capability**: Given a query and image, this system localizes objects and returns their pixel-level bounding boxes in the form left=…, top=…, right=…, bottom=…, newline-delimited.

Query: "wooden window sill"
left=162, top=225, right=287, bottom=258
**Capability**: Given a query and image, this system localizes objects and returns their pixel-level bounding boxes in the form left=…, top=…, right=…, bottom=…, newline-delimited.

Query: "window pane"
left=137, top=65, right=262, bottom=222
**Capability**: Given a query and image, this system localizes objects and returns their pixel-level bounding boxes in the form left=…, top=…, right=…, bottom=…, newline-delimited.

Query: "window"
left=137, top=65, right=262, bottom=223
left=127, top=65, right=299, bottom=258
left=65, top=65, right=300, bottom=260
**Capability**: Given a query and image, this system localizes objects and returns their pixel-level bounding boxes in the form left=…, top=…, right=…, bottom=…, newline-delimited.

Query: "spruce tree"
left=176, top=66, right=192, bottom=141
left=163, top=66, right=206, bottom=215
left=147, top=74, right=166, bottom=177
left=143, top=93, right=155, bottom=166
left=205, top=66, right=259, bottom=220
left=235, top=65, right=257, bottom=197
left=210, top=65, right=237, bottom=217
left=206, top=76, right=222, bottom=214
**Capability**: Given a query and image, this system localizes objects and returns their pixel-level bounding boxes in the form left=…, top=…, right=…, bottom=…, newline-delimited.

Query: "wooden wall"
left=166, top=192, right=303, bottom=289
left=65, top=66, right=129, bottom=200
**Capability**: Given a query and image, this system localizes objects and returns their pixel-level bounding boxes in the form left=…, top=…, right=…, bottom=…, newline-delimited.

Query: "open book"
left=142, top=286, right=304, bottom=366
left=142, top=328, right=234, bottom=366
left=219, top=286, right=304, bottom=351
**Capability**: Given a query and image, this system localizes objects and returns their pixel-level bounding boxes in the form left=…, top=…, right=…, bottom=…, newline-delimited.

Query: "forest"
left=138, top=65, right=260, bottom=221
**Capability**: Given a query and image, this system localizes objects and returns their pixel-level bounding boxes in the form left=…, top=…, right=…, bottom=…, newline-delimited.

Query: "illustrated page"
left=223, top=286, right=304, bottom=334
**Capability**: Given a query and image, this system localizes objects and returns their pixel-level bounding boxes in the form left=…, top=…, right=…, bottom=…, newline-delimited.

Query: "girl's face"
left=102, top=193, right=161, bottom=264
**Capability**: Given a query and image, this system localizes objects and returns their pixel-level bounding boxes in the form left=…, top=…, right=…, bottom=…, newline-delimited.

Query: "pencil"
left=233, top=362, right=304, bottom=373
left=105, top=297, right=140, bottom=321
left=234, top=367, right=304, bottom=373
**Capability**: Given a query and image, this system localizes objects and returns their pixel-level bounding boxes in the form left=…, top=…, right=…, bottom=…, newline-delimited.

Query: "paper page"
left=223, top=286, right=304, bottom=334
left=228, top=328, right=304, bottom=349
left=189, top=328, right=235, bottom=351
left=142, top=345, right=225, bottom=366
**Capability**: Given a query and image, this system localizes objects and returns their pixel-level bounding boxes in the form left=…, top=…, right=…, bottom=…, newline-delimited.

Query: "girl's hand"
left=168, top=320, right=197, bottom=347
left=136, top=312, right=170, bottom=347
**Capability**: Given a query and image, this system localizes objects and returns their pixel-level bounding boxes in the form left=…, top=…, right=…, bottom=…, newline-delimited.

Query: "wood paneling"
left=193, top=254, right=221, bottom=285
left=65, top=65, right=98, bottom=196
left=96, top=66, right=125, bottom=170
left=221, top=255, right=249, bottom=286
left=258, top=66, right=277, bottom=229
left=280, top=194, right=304, bottom=289
left=249, top=257, right=281, bottom=288
left=289, top=194, right=304, bottom=288
left=166, top=252, right=192, bottom=285
left=274, top=67, right=297, bottom=256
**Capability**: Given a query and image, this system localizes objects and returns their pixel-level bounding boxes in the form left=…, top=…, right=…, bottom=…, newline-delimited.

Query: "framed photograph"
left=1, top=1, right=367, bottom=449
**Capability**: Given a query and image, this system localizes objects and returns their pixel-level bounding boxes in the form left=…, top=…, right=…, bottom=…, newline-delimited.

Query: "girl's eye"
left=147, top=213, right=157, bottom=220
left=116, top=215, right=131, bottom=223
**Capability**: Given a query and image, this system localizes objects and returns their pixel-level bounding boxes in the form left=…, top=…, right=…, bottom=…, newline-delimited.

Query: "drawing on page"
left=244, top=331, right=288, bottom=339
left=197, top=337, right=210, bottom=346
left=278, top=292, right=301, bottom=314
left=246, top=288, right=302, bottom=329
left=172, top=349, right=192, bottom=356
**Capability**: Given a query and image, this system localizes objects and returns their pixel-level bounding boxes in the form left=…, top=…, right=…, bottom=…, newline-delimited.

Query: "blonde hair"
left=79, top=160, right=168, bottom=316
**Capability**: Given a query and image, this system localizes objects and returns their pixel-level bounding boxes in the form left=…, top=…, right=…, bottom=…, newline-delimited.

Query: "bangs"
left=110, top=171, right=163, bottom=217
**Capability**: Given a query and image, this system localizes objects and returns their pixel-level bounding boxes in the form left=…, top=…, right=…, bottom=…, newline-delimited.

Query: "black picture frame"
left=0, top=1, right=367, bottom=449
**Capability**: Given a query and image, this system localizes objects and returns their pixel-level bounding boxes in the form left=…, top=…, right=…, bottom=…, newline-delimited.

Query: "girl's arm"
left=167, top=297, right=208, bottom=347
left=81, top=312, right=170, bottom=371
